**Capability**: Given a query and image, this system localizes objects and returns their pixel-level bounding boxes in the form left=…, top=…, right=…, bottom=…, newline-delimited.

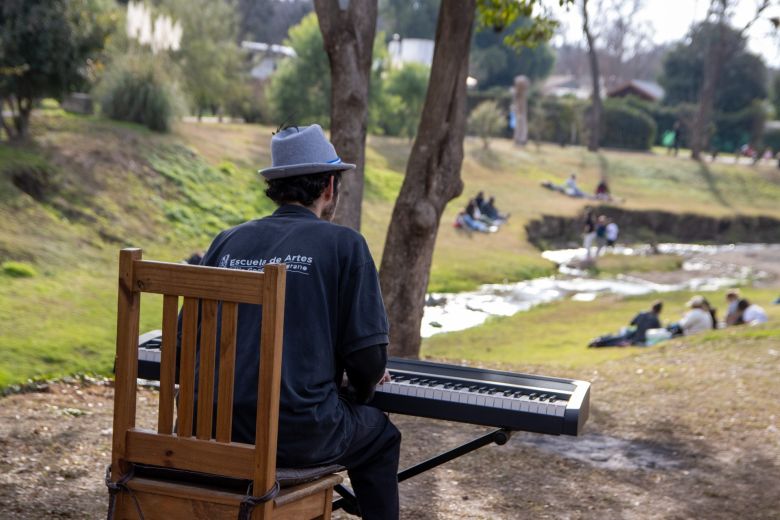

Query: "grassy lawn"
left=1, top=110, right=779, bottom=388
left=421, top=287, right=780, bottom=372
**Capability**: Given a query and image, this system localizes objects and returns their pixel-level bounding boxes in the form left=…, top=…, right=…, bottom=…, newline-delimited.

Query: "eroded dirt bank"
left=525, top=207, right=780, bottom=250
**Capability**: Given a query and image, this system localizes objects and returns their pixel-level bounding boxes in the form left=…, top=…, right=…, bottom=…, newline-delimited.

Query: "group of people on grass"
left=589, top=289, right=769, bottom=348
left=455, top=191, right=509, bottom=233
left=542, top=173, right=613, bottom=202
left=583, top=210, right=619, bottom=260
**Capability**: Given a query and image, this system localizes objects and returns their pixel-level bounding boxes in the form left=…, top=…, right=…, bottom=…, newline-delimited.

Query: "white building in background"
left=387, top=36, right=434, bottom=68
left=241, top=41, right=297, bottom=81
left=386, top=35, right=477, bottom=87
left=541, top=75, right=604, bottom=99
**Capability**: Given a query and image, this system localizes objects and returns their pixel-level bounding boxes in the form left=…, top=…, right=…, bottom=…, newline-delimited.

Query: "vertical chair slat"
left=112, top=248, right=142, bottom=479
left=158, top=294, right=179, bottom=434
left=177, top=297, right=199, bottom=438
left=215, top=301, right=238, bottom=443
left=196, top=299, right=218, bottom=440
left=253, top=264, right=287, bottom=516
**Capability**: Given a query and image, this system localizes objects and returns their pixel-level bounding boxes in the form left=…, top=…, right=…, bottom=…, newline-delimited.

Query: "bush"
left=622, top=96, right=682, bottom=146
left=224, top=82, right=270, bottom=124
left=468, top=100, right=505, bottom=149
left=2, top=261, right=37, bottom=278
left=600, top=100, right=656, bottom=150
left=712, top=100, right=766, bottom=152
left=528, top=95, right=586, bottom=146
left=374, top=63, right=430, bottom=138
left=763, top=126, right=780, bottom=153
left=97, top=55, right=183, bottom=132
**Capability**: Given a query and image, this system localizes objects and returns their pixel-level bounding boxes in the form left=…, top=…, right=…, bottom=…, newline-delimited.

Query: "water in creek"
left=421, top=243, right=780, bottom=338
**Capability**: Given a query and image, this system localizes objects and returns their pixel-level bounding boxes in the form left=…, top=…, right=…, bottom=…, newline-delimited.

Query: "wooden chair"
left=108, top=248, right=342, bottom=520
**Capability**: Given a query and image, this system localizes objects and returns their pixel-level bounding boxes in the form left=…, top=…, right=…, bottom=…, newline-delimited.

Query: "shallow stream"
left=421, top=243, right=780, bottom=337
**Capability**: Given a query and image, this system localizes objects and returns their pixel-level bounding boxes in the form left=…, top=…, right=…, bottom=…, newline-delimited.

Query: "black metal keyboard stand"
left=332, top=427, right=513, bottom=515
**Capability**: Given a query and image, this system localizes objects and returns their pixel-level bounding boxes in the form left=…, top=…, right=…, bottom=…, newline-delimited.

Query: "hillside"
left=2, top=108, right=780, bottom=387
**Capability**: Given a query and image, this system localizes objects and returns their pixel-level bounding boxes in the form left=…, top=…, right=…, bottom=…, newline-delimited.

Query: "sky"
left=550, top=0, right=780, bottom=67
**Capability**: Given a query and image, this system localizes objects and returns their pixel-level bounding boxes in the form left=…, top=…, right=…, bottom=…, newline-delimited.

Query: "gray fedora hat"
left=259, top=124, right=356, bottom=180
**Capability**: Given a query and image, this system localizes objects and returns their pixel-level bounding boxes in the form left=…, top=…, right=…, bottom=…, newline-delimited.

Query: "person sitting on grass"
left=481, top=196, right=509, bottom=224
left=587, top=300, right=663, bottom=348
left=735, top=298, right=768, bottom=325
left=458, top=199, right=496, bottom=233
left=674, top=296, right=714, bottom=336
left=565, top=173, right=585, bottom=198
left=724, top=289, right=741, bottom=325
left=594, top=177, right=611, bottom=201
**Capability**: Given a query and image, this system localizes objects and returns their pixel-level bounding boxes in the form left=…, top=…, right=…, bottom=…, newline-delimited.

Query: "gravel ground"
left=1, top=331, right=779, bottom=519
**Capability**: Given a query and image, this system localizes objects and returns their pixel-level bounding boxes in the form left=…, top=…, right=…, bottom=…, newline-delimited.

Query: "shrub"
left=600, top=100, right=656, bottom=150
left=2, top=261, right=37, bottom=278
left=528, top=95, right=586, bottom=146
left=712, top=100, right=766, bottom=152
left=97, top=55, right=183, bottom=132
left=763, top=126, right=780, bottom=153
left=468, top=100, right=506, bottom=149
left=224, top=83, right=270, bottom=124
left=622, top=96, right=682, bottom=146
left=375, top=63, right=430, bottom=138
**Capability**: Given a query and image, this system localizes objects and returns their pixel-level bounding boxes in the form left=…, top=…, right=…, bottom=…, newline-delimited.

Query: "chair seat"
left=134, top=462, right=345, bottom=489
left=276, top=464, right=345, bottom=487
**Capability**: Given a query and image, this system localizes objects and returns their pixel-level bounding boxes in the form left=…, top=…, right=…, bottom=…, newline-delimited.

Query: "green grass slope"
left=1, top=109, right=779, bottom=388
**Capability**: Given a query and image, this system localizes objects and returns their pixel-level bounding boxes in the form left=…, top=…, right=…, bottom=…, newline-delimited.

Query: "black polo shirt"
left=199, top=204, right=389, bottom=466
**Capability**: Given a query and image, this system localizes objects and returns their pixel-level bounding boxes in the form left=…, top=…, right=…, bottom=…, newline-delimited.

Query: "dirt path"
left=2, top=331, right=779, bottom=519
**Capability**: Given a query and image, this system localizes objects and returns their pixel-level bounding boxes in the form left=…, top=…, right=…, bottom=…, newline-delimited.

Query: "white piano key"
left=475, top=394, right=486, bottom=406
left=518, top=395, right=531, bottom=412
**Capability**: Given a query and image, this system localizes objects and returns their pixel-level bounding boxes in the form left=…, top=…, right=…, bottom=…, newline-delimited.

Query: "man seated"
left=197, top=124, right=400, bottom=520
left=627, top=301, right=663, bottom=345
left=724, top=289, right=741, bottom=325
left=587, top=301, right=663, bottom=348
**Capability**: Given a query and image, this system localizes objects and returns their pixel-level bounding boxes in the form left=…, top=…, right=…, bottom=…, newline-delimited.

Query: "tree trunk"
left=0, top=97, right=14, bottom=141
left=691, top=4, right=728, bottom=160
left=10, top=95, right=31, bottom=141
left=314, top=0, right=378, bottom=231
left=379, top=0, right=475, bottom=358
left=582, top=0, right=602, bottom=152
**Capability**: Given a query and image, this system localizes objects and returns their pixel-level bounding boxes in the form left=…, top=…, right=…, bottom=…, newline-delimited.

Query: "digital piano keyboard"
left=136, top=331, right=590, bottom=436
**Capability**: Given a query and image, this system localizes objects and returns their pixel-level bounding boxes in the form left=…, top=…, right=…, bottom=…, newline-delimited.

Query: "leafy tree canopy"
left=266, top=12, right=331, bottom=126
left=660, top=21, right=767, bottom=113
left=0, top=0, right=116, bottom=138
left=470, top=19, right=554, bottom=89
left=237, top=0, right=313, bottom=44
left=378, top=62, right=430, bottom=138
left=379, top=0, right=440, bottom=40
left=160, top=0, right=244, bottom=114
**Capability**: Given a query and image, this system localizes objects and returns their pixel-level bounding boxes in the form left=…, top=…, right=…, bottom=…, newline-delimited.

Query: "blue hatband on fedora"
left=259, top=124, right=356, bottom=180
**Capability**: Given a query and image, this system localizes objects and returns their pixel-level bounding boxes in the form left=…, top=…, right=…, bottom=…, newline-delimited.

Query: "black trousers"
left=334, top=405, right=401, bottom=520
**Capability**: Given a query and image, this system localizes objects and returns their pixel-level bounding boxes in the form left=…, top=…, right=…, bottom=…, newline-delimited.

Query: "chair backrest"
left=111, top=248, right=287, bottom=502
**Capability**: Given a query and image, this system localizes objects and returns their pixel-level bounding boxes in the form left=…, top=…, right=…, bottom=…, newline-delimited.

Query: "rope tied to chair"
left=105, top=464, right=145, bottom=520
left=237, top=480, right=280, bottom=520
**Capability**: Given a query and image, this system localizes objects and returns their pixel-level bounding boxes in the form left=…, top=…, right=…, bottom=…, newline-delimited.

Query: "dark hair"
left=265, top=171, right=341, bottom=207
left=651, top=301, right=663, bottom=314
left=737, top=298, right=751, bottom=311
